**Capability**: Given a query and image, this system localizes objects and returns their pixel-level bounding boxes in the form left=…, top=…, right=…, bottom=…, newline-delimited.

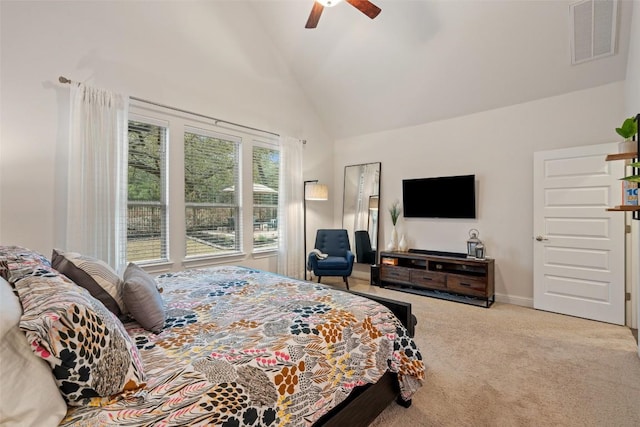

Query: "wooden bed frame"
left=314, top=291, right=416, bottom=426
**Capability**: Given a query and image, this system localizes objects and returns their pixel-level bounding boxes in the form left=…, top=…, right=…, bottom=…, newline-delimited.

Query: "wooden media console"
left=379, top=250, right=495, bottom=308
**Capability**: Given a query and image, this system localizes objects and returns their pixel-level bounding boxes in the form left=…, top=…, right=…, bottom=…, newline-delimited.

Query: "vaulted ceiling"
left=250, top=0, right=633, bottom=139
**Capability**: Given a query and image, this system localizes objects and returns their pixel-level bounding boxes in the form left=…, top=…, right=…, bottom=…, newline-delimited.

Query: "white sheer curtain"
left=66, top=83, right=128, bottom=271
left=277, top=136, right=304, bottom=279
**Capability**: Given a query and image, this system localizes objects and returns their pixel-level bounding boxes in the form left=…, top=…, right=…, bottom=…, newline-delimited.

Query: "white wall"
left=334, top=82, right=626, bottom=305
left=627, top=2, right=640, bottom=118
left=0, top=1, right=334, bottom=271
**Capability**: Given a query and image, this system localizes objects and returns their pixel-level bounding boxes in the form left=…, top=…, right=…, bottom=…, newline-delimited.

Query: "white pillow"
left=0, top=277, right=67, bottom=426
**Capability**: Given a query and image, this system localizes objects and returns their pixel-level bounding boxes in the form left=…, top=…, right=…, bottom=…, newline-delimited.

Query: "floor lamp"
left=304, top=180, right=329, bottom=280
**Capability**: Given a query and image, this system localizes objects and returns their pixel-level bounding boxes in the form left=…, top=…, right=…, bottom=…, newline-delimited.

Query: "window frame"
left=251, top=140, right=281, bottom=254
left=125, top=102, right=280, bottom=270
left=126, top=113, right=170, bottom=265
left=183, top=125, right=243, bottom=259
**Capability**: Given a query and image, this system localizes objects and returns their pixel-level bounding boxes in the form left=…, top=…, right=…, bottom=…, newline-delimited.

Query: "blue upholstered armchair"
left=307, top=229, right=355, bottom=289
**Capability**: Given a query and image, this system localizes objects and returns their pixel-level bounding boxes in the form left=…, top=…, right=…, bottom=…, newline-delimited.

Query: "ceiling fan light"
left=317, top=0, right=343, bottom=7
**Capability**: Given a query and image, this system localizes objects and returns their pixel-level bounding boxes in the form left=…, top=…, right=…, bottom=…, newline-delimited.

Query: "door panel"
left=544, top=247, right=609, bottom=270
left=544, top=186, right=609, bottom=206
left=544, top=275, right=611, bottom=302
left=544, top=155, right=608, bottom=177
left=545, top=218, right=609, bottom=238
left=533, top=143, right=625, bottom=325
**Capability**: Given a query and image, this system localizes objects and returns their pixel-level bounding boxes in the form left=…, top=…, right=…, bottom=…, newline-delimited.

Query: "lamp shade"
left=305, top=183, right=329, bottom=201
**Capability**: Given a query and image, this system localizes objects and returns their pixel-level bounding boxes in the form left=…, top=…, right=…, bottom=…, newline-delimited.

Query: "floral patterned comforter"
left=61, top=266, right=425, bottom=426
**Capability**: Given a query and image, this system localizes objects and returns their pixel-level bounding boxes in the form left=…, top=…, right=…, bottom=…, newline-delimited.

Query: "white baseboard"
left=495, top=293, right=533, bottom=308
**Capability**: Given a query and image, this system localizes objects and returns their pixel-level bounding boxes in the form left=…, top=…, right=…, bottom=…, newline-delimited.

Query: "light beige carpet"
left=320, top=277, right=640, bottom=426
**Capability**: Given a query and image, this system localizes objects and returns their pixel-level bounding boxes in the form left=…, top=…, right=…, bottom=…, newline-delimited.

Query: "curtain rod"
left=58, top=76, right=281, bottom=138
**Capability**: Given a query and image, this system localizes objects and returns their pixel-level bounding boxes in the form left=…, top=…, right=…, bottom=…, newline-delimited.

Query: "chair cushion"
left=314, top=229, right=351, bottom=258
left=316, top=256, right=350, bottom=270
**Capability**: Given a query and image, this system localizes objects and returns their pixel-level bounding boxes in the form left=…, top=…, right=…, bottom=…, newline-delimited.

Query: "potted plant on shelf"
left=616, top=116, right=638, bottom=153
left=622, top=162, right=640, bottom=182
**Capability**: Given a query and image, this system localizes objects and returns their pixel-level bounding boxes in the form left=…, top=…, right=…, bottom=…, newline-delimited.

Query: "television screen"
left=402, top=174, right=476, bottom=219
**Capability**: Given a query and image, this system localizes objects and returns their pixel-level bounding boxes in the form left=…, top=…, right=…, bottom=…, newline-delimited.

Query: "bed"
left=0, top=246, right=424, bottom=426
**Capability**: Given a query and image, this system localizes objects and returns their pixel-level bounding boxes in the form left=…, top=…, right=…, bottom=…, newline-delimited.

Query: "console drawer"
left=409, top=270, right=446, bottom=289
left=447, top=274, right=487, bottom=297
left=380, top=266, right=410, bottom=283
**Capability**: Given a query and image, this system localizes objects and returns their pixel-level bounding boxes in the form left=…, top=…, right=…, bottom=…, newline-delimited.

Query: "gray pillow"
left=51, top=249, right=125, bottom=316
left=123, top=263, right=165, bottom=333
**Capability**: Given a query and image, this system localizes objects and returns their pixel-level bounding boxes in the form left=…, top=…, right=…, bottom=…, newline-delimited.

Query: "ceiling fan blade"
left=345, top=0, right=381, bottom=19
left=305, top=2, right=324, bottom=28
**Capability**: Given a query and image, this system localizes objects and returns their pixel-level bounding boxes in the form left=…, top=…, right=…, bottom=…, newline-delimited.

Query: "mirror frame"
left=342, top=162, right=381, bottom=265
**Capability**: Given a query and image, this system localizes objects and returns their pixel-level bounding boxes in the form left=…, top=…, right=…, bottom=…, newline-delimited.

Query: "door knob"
left=535, top=236, right=548, bottom=242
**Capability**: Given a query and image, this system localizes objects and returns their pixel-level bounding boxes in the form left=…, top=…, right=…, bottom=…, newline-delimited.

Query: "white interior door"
left=533, top=143, right=625, bottom=325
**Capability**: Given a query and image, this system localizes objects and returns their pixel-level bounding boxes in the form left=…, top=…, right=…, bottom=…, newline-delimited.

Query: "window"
left=184, top=128, right=240, bottom=257
left=252, top=145, right=279, bottom=251
left=124, top=104, right=280, bottom=266
left=126, top=117, right=168, bottom=263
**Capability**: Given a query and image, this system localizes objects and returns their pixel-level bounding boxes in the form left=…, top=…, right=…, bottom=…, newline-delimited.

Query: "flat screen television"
left=402, top=174, right=476, bottom=219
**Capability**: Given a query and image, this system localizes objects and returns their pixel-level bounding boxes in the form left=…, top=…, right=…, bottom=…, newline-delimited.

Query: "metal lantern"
left=467, top=229, right=481, bottom=258
left=475, top=242, right=485, bottom=259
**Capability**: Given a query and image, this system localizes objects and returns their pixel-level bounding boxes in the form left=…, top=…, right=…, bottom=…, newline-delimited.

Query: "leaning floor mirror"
left=342, top=162, right=381, bottom=265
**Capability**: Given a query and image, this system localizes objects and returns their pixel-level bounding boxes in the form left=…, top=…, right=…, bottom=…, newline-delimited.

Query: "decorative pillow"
left=51, top=248, right=125, bottom=316
left=13, top=269, right=146, bottom=406
left=0, top=277, right=68, bottom=426
left=0, top=245, right=53, bottom=273
left=122, top=263, right=166, bottom=333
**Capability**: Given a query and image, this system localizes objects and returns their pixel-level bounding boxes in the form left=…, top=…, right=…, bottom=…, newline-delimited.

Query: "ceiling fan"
left=305, top=0, right=381, bottom=29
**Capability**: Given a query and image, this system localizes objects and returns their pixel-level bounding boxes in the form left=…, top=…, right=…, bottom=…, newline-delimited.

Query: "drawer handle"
left=459, top=282, right=472, bottom=287
left=421, top=276, right=432, bottom=281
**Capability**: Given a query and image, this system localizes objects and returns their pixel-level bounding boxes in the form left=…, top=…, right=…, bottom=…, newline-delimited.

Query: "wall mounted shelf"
left=605, top=152, right=638, bottom=161
left=605, top=114, right=639, bottom=220
left=607, top=206, right=640, bottom=212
